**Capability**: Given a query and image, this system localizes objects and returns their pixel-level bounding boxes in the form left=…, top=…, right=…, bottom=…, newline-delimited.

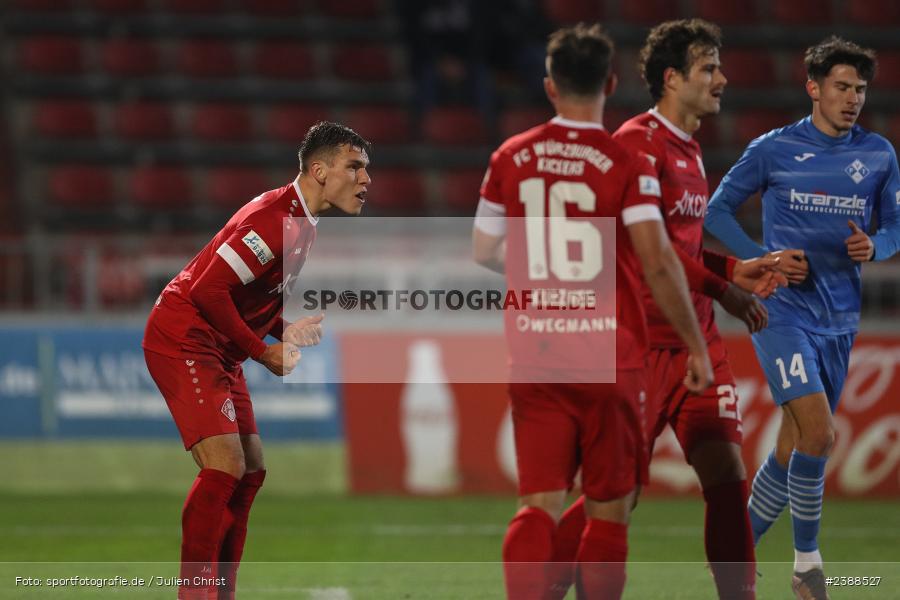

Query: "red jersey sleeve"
left=479, top=149, right=506, bottom=207
left=614, top=126, right=665, bottom=178
left=621, top=152, right=664, bottom=218
left=215, top=224, right=283, bottom=285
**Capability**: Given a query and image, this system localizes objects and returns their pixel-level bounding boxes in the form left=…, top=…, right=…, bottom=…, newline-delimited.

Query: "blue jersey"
left=705, top=116, right=900, bottom=334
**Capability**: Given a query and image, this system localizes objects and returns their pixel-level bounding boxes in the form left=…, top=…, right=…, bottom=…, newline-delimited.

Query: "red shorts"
left=645, top=335, right=742, bottom=460
left=144, top=349, right=258, bottom=450
left=508, top=370, right=649, bottom=502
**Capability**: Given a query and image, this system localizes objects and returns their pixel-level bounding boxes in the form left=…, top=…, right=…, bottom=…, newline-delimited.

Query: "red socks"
left=703, top=480, right=757, bottom=599
left=575, top=518, right=628, bottom=600
left=546, top=496, right=586, bottom=600
left=217, top=470, right=267, bottom=600
left=180, top=468, right=240, bottom=600
left=502, top=506, right=555, bottom=600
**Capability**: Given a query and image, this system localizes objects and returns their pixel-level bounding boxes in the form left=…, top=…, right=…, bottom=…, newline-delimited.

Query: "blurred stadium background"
left=1, top=0, right=900, bottom=598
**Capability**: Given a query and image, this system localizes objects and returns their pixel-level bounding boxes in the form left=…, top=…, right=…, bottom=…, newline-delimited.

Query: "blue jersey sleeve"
left=704, top=136, right=769, bottom=258
left=872, top=144, right=900, bottom=262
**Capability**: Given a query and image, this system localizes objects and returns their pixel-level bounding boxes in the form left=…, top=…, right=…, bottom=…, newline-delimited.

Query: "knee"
left=798, top=425, right=834, bottom=457
left=690, top=443, right=747, bottom=489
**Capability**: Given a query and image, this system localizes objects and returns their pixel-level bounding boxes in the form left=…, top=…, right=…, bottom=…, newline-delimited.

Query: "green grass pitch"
left=0, top=442, right=897, bottom=599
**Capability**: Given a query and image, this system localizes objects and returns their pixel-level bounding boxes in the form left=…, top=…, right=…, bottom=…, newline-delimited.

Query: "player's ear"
left=806, top=78, right=819, bottom=102
left=309, top=159, right=327, bottom=185
left=543, top=77, right=557, bottom=103
left=604, top=72, right=618, bottom=97
left=662, top=66, right=680, bottom=94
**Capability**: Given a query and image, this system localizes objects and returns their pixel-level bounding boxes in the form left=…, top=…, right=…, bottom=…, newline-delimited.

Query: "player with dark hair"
left=143, top=121, right=372, bottom=599
left=706, top=36, right=900, bottom=599
left=473, top=23, right=714, bottom=600
left=549, top=19, right=787, bottom=600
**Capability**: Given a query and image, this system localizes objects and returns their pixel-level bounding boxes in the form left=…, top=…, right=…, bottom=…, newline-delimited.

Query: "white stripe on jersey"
left=622, top=203, right=663, bottom=225
left=216, top=242, right=256, bottom=284
left=473, top=197, right=507, bottom=236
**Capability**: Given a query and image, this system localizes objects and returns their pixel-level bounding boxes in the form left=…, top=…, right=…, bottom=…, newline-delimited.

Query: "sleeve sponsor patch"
left=638, top=175, right=662, bottom=197
left=242, top=230, right=274, bottom=265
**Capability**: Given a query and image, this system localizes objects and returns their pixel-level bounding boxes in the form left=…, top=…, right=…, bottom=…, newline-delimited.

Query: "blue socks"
left=788, top=450, right=827, bottom=553
left=748, top=451, right=789, bottom=544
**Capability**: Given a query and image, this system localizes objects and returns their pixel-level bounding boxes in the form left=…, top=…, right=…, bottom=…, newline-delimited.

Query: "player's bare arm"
left=845, top=220, right=875, bottom=261
left=472, top=228, right=506, bottom=274
left=627, top=218, right=713, bottom=392
left=283, top=313, right=325, bottom=347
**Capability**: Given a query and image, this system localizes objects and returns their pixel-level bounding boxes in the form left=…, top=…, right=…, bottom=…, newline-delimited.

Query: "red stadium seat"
left=874, top=52, right=900, bottom=89
left=773, top=0, right=832, bottom=25
left=252, top=41, right=316, bottom=80
left=163, top=0, right=229, bottom=13
left=87, top=0, right=149, bottom=12
left=692, top=118, right=722, bottom=147
left=331, top=45, right=394, bottom=81
left=318, top=0, right=381, bottom=19
left=620, top=0, right=677, bottom=24
left=692, top=0, right=758, bottom=24
left=114, top=102, right=176, bottom=141
left=542, top=0, right=603, bottom=24
left=499, top=107, right=554, bottom=140
left=720, top=49, right=776, bottom=89
left=17, top=36, right=84, bottom=74
left=366, top=169, right=425, bottom=211
left=206, top=167, right=272, bottom=207
left=423, top=107, right=490, bottom=146
left=240, top=0, right=301, bottom=15
left=100, top=39, right=161, bottom=77
left=265, top=105, right=333, bottom=143
left=440, top=169, right=486, bottom=211
left=176, top=40, right=239, bottom=78
left=732, top=110, right=790, bottom=145
left=129, top=166, right=193, bottom=207
left=191, top=104, right=254, bottom=142
left=32, top=100, right=98, bottom=139
left=48, top=166, right=115, bottom=207
left=342, top=106, right=412, bottom=144
left=845, top=0, right=900, bottom=26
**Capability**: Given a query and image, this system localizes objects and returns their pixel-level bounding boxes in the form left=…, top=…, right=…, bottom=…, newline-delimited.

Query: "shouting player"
left=473, top=23, right=713, bottom=600
left=142, top=122, right=372, bottom=599
left=706, top=37, right=900, bottom=599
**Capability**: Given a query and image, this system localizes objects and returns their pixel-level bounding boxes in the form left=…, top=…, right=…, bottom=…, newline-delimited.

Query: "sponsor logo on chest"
left=668, top=189, right=708, bottom=218
left=789, top=189, right=867, bottom=215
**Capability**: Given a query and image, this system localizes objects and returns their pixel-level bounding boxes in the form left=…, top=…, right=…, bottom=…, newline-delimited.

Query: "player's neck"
left=295, top=175, right=325, bottom=216
left=810, top=109, right=849, bottom=138
left=654, top=99, right=700, bottom=136
left=555, top=99, right=605, bottom=127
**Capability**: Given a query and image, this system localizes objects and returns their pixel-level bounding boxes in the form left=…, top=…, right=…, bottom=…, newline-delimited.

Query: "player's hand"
left=684, top=350, right=714, bottom=394
left=766, top=249, right=808, bottom=284
left=845, top=220, right=874, bottom=262
left=283, top=313, right=325, bottom=347
left=732, top=256, right=788, bottom=298
left=257, top=342, right=301, bottom=376
left=718, top=283, right=768, bottom=333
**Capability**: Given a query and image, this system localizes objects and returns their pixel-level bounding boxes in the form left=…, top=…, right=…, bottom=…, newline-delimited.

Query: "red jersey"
left=614, top=109, right=718, bottom=348
left=478, top=116, right=665, bottom=375
left=143, top=181, right=317, bottom=367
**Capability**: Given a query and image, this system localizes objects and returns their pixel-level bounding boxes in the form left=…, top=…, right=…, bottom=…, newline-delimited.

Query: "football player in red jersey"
left=473, top=23, right=714, bottom=600
left=142, top=122, right=371, bottom=599
left=550, top=20, right=785, bottom=600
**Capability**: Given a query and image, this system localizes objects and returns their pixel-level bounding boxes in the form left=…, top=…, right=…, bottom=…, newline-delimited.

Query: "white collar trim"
left=550, top=115, right=604, bottom=130
left=649, top=107, right=692, bottom=142
left=292, top=180, right=319, bottom=226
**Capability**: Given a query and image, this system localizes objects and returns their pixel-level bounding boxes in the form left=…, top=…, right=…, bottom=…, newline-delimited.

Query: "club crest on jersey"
left=242, top=230, right=274, bottom=265
left=221, top=398, right=236, bottom=422
left=638, top=175, right=662, bottom=197
left=845, top=159, right=870, bottom=184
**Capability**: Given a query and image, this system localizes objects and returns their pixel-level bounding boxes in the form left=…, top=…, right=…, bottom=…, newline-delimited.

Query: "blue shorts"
left=751, top=325, right=855, bottom=412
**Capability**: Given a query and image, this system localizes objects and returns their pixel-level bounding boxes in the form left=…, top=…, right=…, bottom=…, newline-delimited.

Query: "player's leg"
left=748, top=411, right=793, bottom=543
left=144, top=350, right=245, bottom=600
left=674, top=337, right=756, bottom=599
left=503, top=382, right=578, bottom=600
left=218, top=371, right=265, bottom=600
left=574, top=373, right=647, bottom=600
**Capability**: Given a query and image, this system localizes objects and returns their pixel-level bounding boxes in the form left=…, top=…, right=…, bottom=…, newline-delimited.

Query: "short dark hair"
left=298, top=121, right=372, bottom=172
left=805, top=36, right=876, bottom=82
left=639, top=19, right=722, bottom=102
left=546, top=23, right=615, bottom=98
